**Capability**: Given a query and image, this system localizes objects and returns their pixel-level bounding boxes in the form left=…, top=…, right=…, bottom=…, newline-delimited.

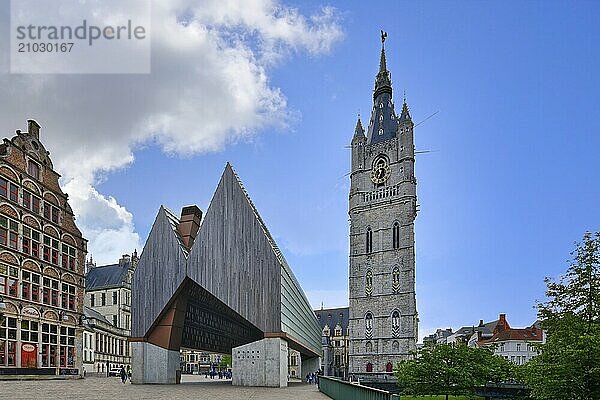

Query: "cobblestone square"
left=0, top=376, right=330, bottom=400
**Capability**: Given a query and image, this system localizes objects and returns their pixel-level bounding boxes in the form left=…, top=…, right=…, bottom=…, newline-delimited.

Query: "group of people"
left=205, top=369, right=231, bottom=379
left=306, top=370, right=322, bottom=385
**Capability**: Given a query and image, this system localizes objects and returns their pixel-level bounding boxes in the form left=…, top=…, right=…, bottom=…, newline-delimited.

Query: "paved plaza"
left=0, top=375, right=330, bottom=400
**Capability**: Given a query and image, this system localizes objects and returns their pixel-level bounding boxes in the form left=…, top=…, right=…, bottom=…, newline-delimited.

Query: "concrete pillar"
left=232, top=338, right=288, bottom=387
left=131, top=341, right=180, bottom=384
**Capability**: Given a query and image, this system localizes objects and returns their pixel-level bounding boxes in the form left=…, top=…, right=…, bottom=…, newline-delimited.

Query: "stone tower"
left=348, top=33, right=418, bottom=381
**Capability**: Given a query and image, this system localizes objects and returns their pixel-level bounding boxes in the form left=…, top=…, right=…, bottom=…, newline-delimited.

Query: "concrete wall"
left=232, top=338, right=288, bottom=387
left=132, top=342, right=180, bottom=384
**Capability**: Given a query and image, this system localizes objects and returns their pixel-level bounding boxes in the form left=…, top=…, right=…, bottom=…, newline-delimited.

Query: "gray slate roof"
left=315, top=307, right=349, bottom=336
left=86, top=262, right=130, bottom=290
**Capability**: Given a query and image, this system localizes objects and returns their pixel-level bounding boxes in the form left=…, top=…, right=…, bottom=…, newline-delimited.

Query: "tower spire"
left=354, top=113, right=365, bottom=138
left=374, top=30, right=392, bottom=100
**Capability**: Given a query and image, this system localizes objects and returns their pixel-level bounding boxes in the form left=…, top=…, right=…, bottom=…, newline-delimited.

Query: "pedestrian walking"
left=119, top=365, right=127, bottom=384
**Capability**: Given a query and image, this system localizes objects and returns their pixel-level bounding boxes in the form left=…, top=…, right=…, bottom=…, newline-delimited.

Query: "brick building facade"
left=0, top=120, right=87, bottom=376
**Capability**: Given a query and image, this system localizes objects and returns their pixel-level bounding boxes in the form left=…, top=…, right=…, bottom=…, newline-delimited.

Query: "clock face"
left=371, top=158, right=391, bottom=184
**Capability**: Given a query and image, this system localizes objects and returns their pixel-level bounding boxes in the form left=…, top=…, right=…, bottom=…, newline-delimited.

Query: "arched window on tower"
left=365, top=312, right=373, bottom=339
left=366, top=363, right=373, bottom=372
left=365, top=269, right=373, bottom=297
left=366, top=341, right=372, bottom=353
left=386, top=362, right=393, bottom=373
left=392, top=221, right=400, bottom=249
left=392, top=267, right=400, bottom=293
left=391, top=310, right=400, bottom=337
left=366, top=228, right=373, bottom=254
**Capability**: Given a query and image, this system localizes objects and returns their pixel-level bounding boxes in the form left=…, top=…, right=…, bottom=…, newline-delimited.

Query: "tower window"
left=365, top=270, right=373, bottom=297
left=392, top=267, right=401, bottom=293
left=379, top=115, right=383, bottom=122
left=378, top=128, right=383, bottom=136
left=393, top=222, right=400, bottom=249
left=365, top=312, right=373, bottom=339
left=366, top=362, right=373, bottom=372
left=366, top=228, right=373, bottom=254
left=392, top=310, right=400, bottom=337
left=386, top=362, right=393, bottom=373
left=379, top=102, right=383, bottom=109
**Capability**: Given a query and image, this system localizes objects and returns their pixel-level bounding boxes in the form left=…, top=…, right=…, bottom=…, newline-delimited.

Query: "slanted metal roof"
left=86, top=262, right=129, bottom=290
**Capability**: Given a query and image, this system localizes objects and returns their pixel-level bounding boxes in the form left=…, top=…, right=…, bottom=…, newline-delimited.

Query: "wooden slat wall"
left=187, top=165, right=281, bottom=333
left=132, top=164, right=321, bottom=356
left=132, top=207, right=188, bottom=337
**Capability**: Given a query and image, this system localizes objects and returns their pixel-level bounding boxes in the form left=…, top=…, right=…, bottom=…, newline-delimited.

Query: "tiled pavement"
left=0, top=375, right=330, bottom=400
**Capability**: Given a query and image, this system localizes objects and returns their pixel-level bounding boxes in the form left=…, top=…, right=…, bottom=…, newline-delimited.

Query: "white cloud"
left=0, top=0, right=342, bottom=264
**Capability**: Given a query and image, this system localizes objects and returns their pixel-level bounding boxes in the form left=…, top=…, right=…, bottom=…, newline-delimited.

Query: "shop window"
left=21, top=320, right=39, bottom=342
left=42, top=323, right=58, bottom=367
left=59, top=326, right=75, bottom=367
left=0, top=317, right=18, bottom=366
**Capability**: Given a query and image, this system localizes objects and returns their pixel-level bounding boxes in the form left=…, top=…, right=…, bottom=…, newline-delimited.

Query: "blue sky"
left=2, top=0, right=599, bottom=340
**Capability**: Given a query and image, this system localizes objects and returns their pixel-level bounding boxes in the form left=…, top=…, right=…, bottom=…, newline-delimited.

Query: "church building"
left=348, top=33, right=419, bottom=382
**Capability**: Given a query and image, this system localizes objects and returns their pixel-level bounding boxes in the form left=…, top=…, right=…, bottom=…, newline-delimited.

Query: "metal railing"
left=319, top=376, right=400, bottom=400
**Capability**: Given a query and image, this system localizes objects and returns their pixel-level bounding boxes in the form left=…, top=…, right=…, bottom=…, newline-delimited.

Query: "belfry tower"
left=348, top=32, right=418, bottom=381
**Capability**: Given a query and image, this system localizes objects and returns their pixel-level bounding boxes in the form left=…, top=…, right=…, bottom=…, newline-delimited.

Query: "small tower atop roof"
left=353, top=114, right=365, bottom=138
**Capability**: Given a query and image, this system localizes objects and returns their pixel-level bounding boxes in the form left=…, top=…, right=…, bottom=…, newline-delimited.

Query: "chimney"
left=478, top=319, right=484, bottom=327
left=177, top=205, right=202, bottom=249
left=494, top=313, right=510, bottom=334
left=27, top=119, right=40, bottom=140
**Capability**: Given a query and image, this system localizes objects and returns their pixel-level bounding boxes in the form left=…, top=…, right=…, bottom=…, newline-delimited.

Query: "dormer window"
left=379, top=102, right=383, bottom=109
left=28, top=160, right=40, bottom=180
left=379, top=115, right=384, bottom=122
left=378, top=128, right=383, bottom=136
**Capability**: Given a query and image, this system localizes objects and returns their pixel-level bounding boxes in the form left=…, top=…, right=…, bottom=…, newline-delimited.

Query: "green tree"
left=219, top=354, right=232, bottom=370
left=524, top=232, right=600, bottom=400
left=395, top=343, right=513, bottom=400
